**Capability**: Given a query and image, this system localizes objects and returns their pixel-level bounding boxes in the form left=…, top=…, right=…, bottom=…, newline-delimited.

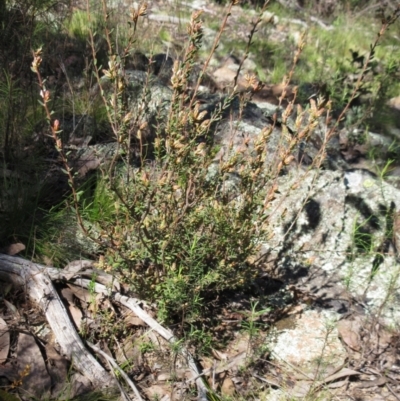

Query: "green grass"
left=64, top=9, right=102, bottom=42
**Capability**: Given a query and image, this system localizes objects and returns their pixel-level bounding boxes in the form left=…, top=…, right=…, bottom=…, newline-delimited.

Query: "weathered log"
left=0, top=254, right=208, bottom=399
left=0, top=253, right=115, bottom=389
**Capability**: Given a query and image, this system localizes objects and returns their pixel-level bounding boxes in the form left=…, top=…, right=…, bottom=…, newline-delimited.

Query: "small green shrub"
left=65, top=9, right=100, bottom=41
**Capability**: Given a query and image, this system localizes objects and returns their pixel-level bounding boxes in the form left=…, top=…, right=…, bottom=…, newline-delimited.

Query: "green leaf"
left=76, top=190, right=84, bottom=202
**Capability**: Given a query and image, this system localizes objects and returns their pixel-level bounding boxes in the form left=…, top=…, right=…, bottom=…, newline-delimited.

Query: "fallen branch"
left=0, top=254, right=208, bottom=399
left=0, top=254, right=115, bottom=389
left=114, top=293, right=209, bottom=400
left=87, top=341, right=144, bottom=401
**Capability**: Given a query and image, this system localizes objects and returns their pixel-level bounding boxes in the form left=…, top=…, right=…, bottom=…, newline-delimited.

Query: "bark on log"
left=0, top=253, right=115, bottom=389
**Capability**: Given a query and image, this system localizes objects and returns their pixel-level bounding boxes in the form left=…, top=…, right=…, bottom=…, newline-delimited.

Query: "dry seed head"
left=31, top=48, right=43, bottom=73
left=261, top=126, right=273, bottom=139
left=138, top=3, right=148, bottom=16
left=284, top=155, right=295, bottom=165
left=33, top=48, right=42, bottom=57
left=298, top=33, right=307, bottom=50
left=283, top=103, right=293, bottom=118
left=102, top=69, right=113, bottom=80
left=172, top=59, right=180, bottom=75
left=188, top=10, right=203, bottom=35
left=131, top=2, right=147, bottom=22
left=141, top=171, right=149, bottom=185
left=196, top=110, right=208, bottom=122
left=171, top=62, right=184, bottom=88
left=281, top=75, right=290, bottom=87
left=254, top=142, right=265, bottom=153
left=192, top=102, right=200, bottom=118
left=157, top=174, right=167, bottom=186
left=117, top=79, right=125, bottom=92
left=245, top=73, right=263, bottom=91
left=200, top=119, right=210, bottom=129
left=265, top=185, right=278, bottom=202
left=165, top=138, right=171, bottom=152
left=40, top=89, right=50, bottom=103
left=172, top=140, right=185, bottom=150
left=194, top=142, right=206, bottom=157
left=309, top=98, right=318, bottom=112
left=191, top=10, right=203, bottom=23
left=53, top=119, right=60, bottom=132
left=192, top=103, right=206, bottom=121
left=123, top=111, right=133, bottom=124
left=298, top=128, right=308, bottom=140
left=31, top=57, right=42, bottom=73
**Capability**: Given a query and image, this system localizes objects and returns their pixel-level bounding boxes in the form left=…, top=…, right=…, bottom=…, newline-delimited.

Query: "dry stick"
left=0, top=254, right=114, bottom=388
left=0, top=255, right=205, bottom=397
left=386, top=383, right=400, bottom=401
left=104, top=355, right=131, bottom=401
left=44, top=266, right=208, bottom=400
left=114, top=293, right=209, bottom=400
left=87, top=341, right=143, bottom=401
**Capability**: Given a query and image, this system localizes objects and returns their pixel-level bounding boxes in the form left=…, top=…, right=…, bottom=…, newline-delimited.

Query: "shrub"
left=31, top=0, right=400, bottom=327
left=36, top=0, right=326, bottom=324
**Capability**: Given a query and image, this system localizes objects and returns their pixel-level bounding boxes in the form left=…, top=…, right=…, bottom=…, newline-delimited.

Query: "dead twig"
left=86, top=341, right=143, bottom=401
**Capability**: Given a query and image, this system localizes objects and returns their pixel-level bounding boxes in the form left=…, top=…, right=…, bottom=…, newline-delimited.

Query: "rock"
left=270, top=309, right=347, bottom=377
left=151, top=53, right=174, bottom=83
left=212, top=97, right=345, bottom=174
left=262, top=168, right=400, bottom=324
left=125, top=52, right=149, bottom=71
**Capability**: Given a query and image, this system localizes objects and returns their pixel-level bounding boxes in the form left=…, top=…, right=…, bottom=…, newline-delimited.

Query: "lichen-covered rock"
left=270, top=309, right=347, bottom=375
left=262, top=168, right=400, bottom=324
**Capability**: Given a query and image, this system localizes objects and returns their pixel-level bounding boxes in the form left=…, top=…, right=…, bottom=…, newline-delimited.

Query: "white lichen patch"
left=269, top=309, right=347, bottom=377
